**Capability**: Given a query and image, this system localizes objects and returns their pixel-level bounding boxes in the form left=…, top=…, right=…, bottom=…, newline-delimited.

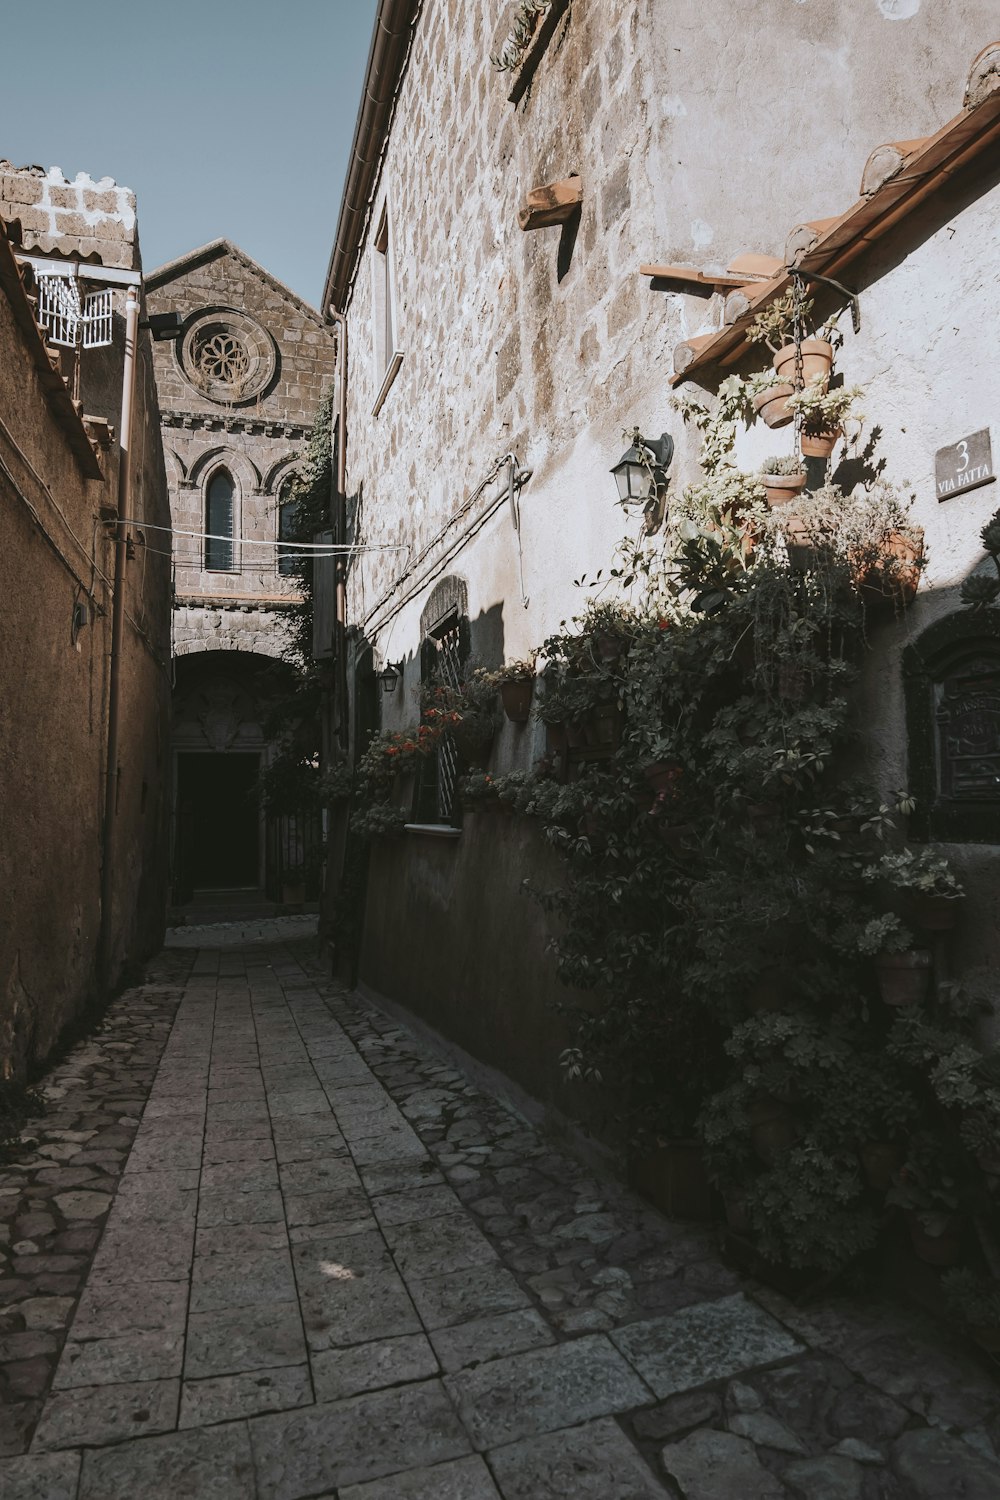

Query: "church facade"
left=145, top=241, right=334, bottom=904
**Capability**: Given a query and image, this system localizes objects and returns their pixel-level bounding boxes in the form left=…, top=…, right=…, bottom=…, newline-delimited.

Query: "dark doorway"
left=176, top=752, right=260, bottom=891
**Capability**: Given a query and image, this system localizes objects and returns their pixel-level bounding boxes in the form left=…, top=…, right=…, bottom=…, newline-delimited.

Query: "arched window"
left=205, top=469, right=235, bottom=572
left=903, top=609, right=1000, bottom=843
left=277, top=481, right=302, bottom=576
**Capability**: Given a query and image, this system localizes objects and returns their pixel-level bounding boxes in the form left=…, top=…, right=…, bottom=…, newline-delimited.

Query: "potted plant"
left=786, top=380, right=864, bottom=459
left=942, top=1268, right=1000, bottom=1352
left=751, top=374, right=795, bottom=431
left=489, top=659, right=537, bottom=723
left=866, top=847, right=965, bottom=932
left=747, top=291, right=836, bottom=391
left=348, top=803, right=407, bottom=840
left=960, top=508, right=1000, bottom=611
left=759, top=455, right=807, bottom=508
left=857, top=914, right=932, bottom=1007
left=422, top=678, right=498, bottom=767
left=458, top=771, right=499, bottom=815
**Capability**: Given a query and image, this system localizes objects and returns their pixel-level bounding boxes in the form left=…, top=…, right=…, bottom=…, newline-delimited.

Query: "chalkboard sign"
left=936, top=428, right=994, bottom=502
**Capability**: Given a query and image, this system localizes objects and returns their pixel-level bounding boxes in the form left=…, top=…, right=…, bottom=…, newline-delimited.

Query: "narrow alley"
left=1, top=922, right=998, bottom=1498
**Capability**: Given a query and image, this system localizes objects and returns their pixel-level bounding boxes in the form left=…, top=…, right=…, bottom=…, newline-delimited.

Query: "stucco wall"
left=360, top=811, right=596, bottom=1117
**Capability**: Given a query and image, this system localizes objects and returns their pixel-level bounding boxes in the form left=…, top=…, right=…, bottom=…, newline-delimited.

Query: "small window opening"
left=205, top=469, right=235, bottom=571
left=373, top=208, right=396, bottom=379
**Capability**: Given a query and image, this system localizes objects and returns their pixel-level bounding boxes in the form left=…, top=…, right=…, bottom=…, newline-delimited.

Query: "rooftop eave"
left=669, top=40, right=1000, bottom=386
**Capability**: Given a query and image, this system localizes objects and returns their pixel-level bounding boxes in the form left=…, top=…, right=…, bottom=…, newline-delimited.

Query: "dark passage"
left=176, top=752, right=260, bottom=890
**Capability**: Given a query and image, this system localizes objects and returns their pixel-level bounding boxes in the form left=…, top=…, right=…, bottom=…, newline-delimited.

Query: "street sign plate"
left=936, top=428, right=995, bottom=502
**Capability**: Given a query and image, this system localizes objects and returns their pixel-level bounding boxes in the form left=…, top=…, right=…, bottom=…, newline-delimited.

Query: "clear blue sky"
left=0, top=0, right=377, bottom=308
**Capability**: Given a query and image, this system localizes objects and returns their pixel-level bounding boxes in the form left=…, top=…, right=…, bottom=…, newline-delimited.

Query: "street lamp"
left=610, top=430, right=674, bottom=505
left=141, top=311, right=183, bottom=343
left=378, top=661, right=405, bottom=694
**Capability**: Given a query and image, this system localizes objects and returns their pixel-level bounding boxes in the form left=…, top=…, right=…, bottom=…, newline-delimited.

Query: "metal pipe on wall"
left=97, top=285, right=140, bottom=988
left=328, top=309, right=349, bottom=751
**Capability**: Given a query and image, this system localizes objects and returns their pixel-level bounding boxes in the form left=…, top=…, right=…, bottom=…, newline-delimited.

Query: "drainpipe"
left=328, top=309, right=349, bottom=751
left=98, top=285, right=140, bottom=989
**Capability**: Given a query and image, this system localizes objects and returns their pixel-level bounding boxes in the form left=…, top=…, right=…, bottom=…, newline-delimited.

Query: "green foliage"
left=0, top=1080, right=45, bottom=1155
left=961, top=508, right=1000, bottom=610
left=942, top=1268, right=1000, bottom=1328
left=865, top=846, right=964, bottom=898
left=746, top=291, right=815, bottom=353
left=761, top=455, right=806, bottom=476
left=490, top=0, right=550, bottom=70
left=349, top=803, right=407, bottom=840
left=786, top=379, right=864, bottom=435
left=488, top=460, right=996, bottom=1280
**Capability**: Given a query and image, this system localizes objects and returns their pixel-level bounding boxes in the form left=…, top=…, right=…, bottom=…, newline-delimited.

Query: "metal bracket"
left=787, top=267, right=861, bottom=334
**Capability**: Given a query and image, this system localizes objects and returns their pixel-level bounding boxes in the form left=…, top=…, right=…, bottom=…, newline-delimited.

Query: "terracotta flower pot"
left=752, top=382, right=795, bottom=430
left=773, top=339, right=834, bottom=390
left=909, top=892, right=964, bottom=933
left=853, top=531, right=923, bottom=609
left=906, top=1211, right=963, bottom=1266
left=761, top=472, right=807, bottom=508
left=859, top=1140, right=903, bottom=1191
left=876, top=950, right=932, bottom=1007
left=800, top=426, right=842, bottom=459
left=499, top=677, right=534, bottom=724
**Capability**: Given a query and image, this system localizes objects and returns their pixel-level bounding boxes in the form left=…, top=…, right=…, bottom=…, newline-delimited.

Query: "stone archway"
left=171, top=650, right=310, bottom=904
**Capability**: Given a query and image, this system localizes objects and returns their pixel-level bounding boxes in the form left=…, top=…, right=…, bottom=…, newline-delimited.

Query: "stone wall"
left=147, top=242, right=335, bottom=653
left=339, top=0, right=1000, bottom=686
left=173, top=601, right=295, bottom=660
left=329, top=3, right=1000, bottom=1091
left=0, top=213, right=171, bottom=1080
left=0, top=162, right=138, bottom=269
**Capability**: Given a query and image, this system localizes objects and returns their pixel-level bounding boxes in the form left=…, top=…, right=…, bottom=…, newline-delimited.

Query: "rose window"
left=194, top=330, right=250, bottom=387
left=179, top=310, right=278, bottom=405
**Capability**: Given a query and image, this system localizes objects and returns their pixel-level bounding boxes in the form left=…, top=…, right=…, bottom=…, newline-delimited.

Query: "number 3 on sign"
left=956, top=440, right=969, bottom=473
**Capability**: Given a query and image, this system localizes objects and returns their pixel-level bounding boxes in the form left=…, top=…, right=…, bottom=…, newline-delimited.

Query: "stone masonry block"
left=1, top=174, right=44, bottom=206
left=47, top=185, right=80, bottom=211
left=83, top=189, right=121, bottom=215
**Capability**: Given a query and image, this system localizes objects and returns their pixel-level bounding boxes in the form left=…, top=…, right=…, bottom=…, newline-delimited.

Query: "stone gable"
left=146, top=240, right=335, bottom=654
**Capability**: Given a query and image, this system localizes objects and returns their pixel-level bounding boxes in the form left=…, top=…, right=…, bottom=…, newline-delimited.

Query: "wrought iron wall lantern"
left=610, top=429, right=674, bottom=533
left=379, top=661, right=406, bottom=694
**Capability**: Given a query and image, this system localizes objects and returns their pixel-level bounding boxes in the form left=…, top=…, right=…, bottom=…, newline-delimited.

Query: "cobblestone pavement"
left=1, top=925, right=998, bottom=1498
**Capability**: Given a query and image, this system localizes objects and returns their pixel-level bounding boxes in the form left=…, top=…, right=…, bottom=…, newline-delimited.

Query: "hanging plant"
left=787, top=380, right=864, bottom=459
left=490, top=0, right=551, bottom=72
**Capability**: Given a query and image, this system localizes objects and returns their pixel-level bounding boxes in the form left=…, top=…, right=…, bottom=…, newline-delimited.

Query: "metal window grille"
left=432, top=618, right=463, bottom=821
left=36, top=276, right=113, bottom=349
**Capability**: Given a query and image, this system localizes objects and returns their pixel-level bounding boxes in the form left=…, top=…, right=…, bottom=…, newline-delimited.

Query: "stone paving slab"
left=31, top=1375, right=179, bottom=1450
left=249, top=1379, right=472, bottom=1498
left=3, top=922, right=1000, bottom=1496
left=488, top=1417, right=672, bottom=1498
left=445, top=1334, right=653, bottom=1449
